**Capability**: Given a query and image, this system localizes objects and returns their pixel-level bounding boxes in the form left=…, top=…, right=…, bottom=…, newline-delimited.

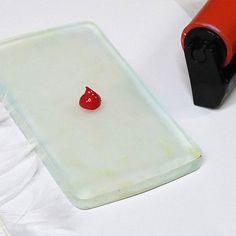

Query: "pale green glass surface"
left=0, top=23, right=201, bottom=209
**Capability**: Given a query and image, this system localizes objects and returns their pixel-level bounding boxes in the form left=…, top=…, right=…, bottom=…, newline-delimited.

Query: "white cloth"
left=3, top=1, right=236, bottom=236
left=176, top=0, right=207, bottom=16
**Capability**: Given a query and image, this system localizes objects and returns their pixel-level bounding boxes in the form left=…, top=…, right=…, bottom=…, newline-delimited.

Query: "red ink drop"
left=79, top=87, right=101, bottom=110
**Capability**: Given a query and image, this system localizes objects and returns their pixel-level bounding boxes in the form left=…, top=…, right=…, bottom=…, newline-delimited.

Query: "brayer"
left=182, top=0, right=236, bottom=108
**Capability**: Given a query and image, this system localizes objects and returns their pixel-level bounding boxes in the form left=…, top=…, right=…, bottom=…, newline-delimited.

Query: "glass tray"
left=0, top=22, right=201, bottom=209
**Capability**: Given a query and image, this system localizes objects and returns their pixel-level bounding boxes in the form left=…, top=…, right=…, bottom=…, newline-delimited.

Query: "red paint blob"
left=79, top=87, right=101, bottom=110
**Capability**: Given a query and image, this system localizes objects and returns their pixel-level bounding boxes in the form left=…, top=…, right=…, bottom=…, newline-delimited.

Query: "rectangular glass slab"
left=0, top=22, right=201, bottom=209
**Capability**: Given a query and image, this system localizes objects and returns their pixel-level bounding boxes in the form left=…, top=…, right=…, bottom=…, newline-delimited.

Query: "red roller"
left=181, top=0, right=236, bottom=66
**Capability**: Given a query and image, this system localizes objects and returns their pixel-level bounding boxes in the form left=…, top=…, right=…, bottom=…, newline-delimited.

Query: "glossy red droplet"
left=79, top=87, right=101, bottom=110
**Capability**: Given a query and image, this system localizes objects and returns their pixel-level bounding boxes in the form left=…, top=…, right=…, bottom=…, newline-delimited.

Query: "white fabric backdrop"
left=176, top=0, right=206, bottom=16
left=2, top=1, right=236, bottom=236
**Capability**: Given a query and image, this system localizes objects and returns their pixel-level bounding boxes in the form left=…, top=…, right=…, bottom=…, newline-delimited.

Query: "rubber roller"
left=181, top=0, right=236, bottom=108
